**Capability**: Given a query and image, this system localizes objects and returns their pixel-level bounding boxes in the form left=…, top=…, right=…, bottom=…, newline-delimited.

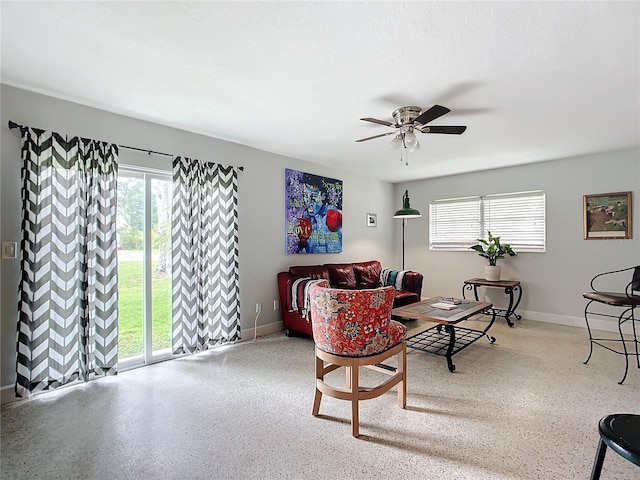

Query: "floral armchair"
left=309, top=281, right=406, bottom=356
left=308, top=281, right=407, bottom=436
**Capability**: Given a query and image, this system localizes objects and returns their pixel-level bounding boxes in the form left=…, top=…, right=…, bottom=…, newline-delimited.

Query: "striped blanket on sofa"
left=380, top=268, right=409, bottom=291
left=286, top=277, right=325, bottom=319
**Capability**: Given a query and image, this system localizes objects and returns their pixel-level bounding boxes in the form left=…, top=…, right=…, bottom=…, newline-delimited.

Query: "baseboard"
left=1, top=315, right=622, bottom=404
left=520, top=310, right=622, bottom=334
left=1, top=384, right=18, bottom=405
left=422, top=298, right=623, bottom=334
left=239, top=320, right=284, bottom=342
left=241, top=313, right=622, bottom=337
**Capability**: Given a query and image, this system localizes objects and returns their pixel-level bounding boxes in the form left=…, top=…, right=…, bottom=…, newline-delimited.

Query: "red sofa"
left=277, top=260, right=423, bottom=337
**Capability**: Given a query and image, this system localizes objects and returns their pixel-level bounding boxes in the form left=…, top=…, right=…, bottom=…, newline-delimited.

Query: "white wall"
left=394, top=149, right=640, bottom=327
left=0, top=85, right=395, bottom=390
left=2, top=84, right=639, bottom=394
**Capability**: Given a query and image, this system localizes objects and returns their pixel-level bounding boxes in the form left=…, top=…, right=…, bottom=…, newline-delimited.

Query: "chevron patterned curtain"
left=15, top=127, right=119, bottom=398
left=171, top=157, right=240, bottom=353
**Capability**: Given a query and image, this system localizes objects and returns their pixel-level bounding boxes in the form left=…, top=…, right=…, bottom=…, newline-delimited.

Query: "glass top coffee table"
left=392, top=297, right=497, bottom=372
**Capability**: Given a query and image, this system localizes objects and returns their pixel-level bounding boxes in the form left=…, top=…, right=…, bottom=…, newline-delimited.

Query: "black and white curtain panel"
left=171, top=157, right=240, bottom=353
left=15, top=127, right=119, bottom=398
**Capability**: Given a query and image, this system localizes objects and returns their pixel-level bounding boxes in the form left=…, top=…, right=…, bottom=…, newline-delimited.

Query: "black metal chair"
left=583, top=266, right=640, bottom=384
left=589, top=413, right=640, bottom=479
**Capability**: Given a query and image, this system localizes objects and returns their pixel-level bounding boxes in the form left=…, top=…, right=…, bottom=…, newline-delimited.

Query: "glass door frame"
left=119, top=166, right=172, bottom=369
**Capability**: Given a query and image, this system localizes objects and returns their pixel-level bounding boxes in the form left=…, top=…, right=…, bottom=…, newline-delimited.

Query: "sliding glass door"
left=117, top=169, right=172, bottom=365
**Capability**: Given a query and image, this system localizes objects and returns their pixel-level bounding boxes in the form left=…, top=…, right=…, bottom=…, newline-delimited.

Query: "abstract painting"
left=285, top=168, right=343, bottom=254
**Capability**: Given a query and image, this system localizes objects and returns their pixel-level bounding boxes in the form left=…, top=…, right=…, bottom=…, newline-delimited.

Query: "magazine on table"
left=431, top=302, right=458, bottom=310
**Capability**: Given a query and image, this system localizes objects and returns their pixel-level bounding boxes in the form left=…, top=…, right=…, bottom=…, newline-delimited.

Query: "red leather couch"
left=277, top=260, right=423, bottom=337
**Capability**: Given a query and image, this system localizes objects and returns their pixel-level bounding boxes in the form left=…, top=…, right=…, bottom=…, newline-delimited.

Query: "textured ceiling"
left=1, top=1, right=639, bottom=183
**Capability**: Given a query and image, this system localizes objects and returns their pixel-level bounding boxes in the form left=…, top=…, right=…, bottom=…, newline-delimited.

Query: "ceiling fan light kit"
left=389, top=131, right=420, bottom=151
left=357, top=104, right=467, bottom=165
left=389, top=134, right=404, bottom=151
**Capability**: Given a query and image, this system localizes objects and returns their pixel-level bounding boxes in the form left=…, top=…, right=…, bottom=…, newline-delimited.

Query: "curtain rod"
left=8, top=121, right=244, bottom=171
left=117, top=145, right=245, bottom=171
left=120, top=144, right=174, bottom=158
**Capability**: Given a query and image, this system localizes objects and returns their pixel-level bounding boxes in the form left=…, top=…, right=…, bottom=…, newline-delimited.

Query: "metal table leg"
left=462, top=283, right=476, bottom=301
left=462, top=282, right=522, bottom=327
left=445, top=324, right=456, bottom=372
left=406, top=310, right=497, bottom=373
left=503, top=285, right=522, bottom=327
left=483, top=310, right=498, bottom=343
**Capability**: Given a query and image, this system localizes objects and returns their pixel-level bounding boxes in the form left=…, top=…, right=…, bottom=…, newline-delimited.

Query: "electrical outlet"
left=273, top=300, right=279, bottom=310
left=256, top=303, right=262, bottom=313
left=2, top=242, right=17, bottom=259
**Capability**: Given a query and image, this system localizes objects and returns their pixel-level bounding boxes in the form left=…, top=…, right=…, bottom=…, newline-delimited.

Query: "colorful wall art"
left=285, top=168, right=343, bottom=254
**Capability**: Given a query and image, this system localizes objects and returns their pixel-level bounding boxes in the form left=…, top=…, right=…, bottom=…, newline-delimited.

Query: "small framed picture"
left=583, top=191, right=632, bottom=239
left=366, top=213, right=377, bottom=227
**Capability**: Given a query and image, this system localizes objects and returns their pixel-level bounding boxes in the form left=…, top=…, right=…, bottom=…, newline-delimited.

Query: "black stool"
left=590, top=414, right=640, bottom=479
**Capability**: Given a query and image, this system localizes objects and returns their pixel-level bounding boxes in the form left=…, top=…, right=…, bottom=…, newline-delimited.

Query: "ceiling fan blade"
left=360, top=117, right=394, bottom=127
left=420, top=125, right=467, bottom=135
left=414, top=105, right=451, bottom=125
left=355, top=131, right=395, bottom=142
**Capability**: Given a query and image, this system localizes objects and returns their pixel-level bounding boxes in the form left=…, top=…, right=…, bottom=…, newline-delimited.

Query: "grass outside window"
left=117, top=254, right=171, bottom=359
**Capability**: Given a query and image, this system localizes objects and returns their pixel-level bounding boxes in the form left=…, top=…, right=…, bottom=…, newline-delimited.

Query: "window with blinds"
left=429, top=190, right=545, bottom=252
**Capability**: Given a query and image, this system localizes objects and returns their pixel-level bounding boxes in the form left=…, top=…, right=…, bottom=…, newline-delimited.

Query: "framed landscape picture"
left=583, top=191, right=632, bottom=239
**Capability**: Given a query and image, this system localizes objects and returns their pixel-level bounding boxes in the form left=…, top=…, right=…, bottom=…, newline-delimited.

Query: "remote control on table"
left=440, top=297, right=461, bottom=305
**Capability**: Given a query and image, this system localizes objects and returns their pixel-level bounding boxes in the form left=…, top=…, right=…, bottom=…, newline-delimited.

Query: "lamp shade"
left=389, top=134, right=403, bottom=151
left=393, top=190, right=422, bottom=218
left=404, top=131, right=420, bottom=152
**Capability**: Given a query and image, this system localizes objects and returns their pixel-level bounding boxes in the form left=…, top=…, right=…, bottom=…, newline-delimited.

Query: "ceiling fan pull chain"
left=402, top=133, right=409, bottom=165
left=399, top=147, right=409, bottom=166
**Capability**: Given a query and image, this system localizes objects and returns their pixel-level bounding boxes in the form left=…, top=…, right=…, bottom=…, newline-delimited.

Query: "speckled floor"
left=1, top=318, right=639, bottom=480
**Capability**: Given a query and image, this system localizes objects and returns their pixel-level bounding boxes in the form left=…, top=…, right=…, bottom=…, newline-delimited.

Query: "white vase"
left=484, top=265, right=501, bottom=281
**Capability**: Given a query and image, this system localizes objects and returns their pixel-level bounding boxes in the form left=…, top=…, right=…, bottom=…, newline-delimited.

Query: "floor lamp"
left=393, top=190, right=422, bottom=270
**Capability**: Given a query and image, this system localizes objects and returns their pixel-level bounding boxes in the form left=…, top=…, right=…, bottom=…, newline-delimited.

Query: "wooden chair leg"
left=398, top=343, right=407, bottom=408
left=351, top=363, right=359, bottom=437
left=313, top=344, right=407, bottom=437
left=312, top=354, right=323, bottom=416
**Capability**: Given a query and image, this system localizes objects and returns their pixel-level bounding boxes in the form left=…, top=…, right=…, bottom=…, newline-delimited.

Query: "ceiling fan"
left=355, top=105, right=466, bottom=161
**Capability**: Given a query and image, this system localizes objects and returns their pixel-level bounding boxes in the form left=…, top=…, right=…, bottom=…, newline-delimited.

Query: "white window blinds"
left=429, top=197, right=481, bottom=251
left=484, top=191, right=546, bottom=251
left=429, top=190, right=545, bottom=252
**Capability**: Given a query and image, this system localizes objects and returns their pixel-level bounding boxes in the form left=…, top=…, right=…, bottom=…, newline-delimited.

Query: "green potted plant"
left=470, top=231, right=517, bottom=281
